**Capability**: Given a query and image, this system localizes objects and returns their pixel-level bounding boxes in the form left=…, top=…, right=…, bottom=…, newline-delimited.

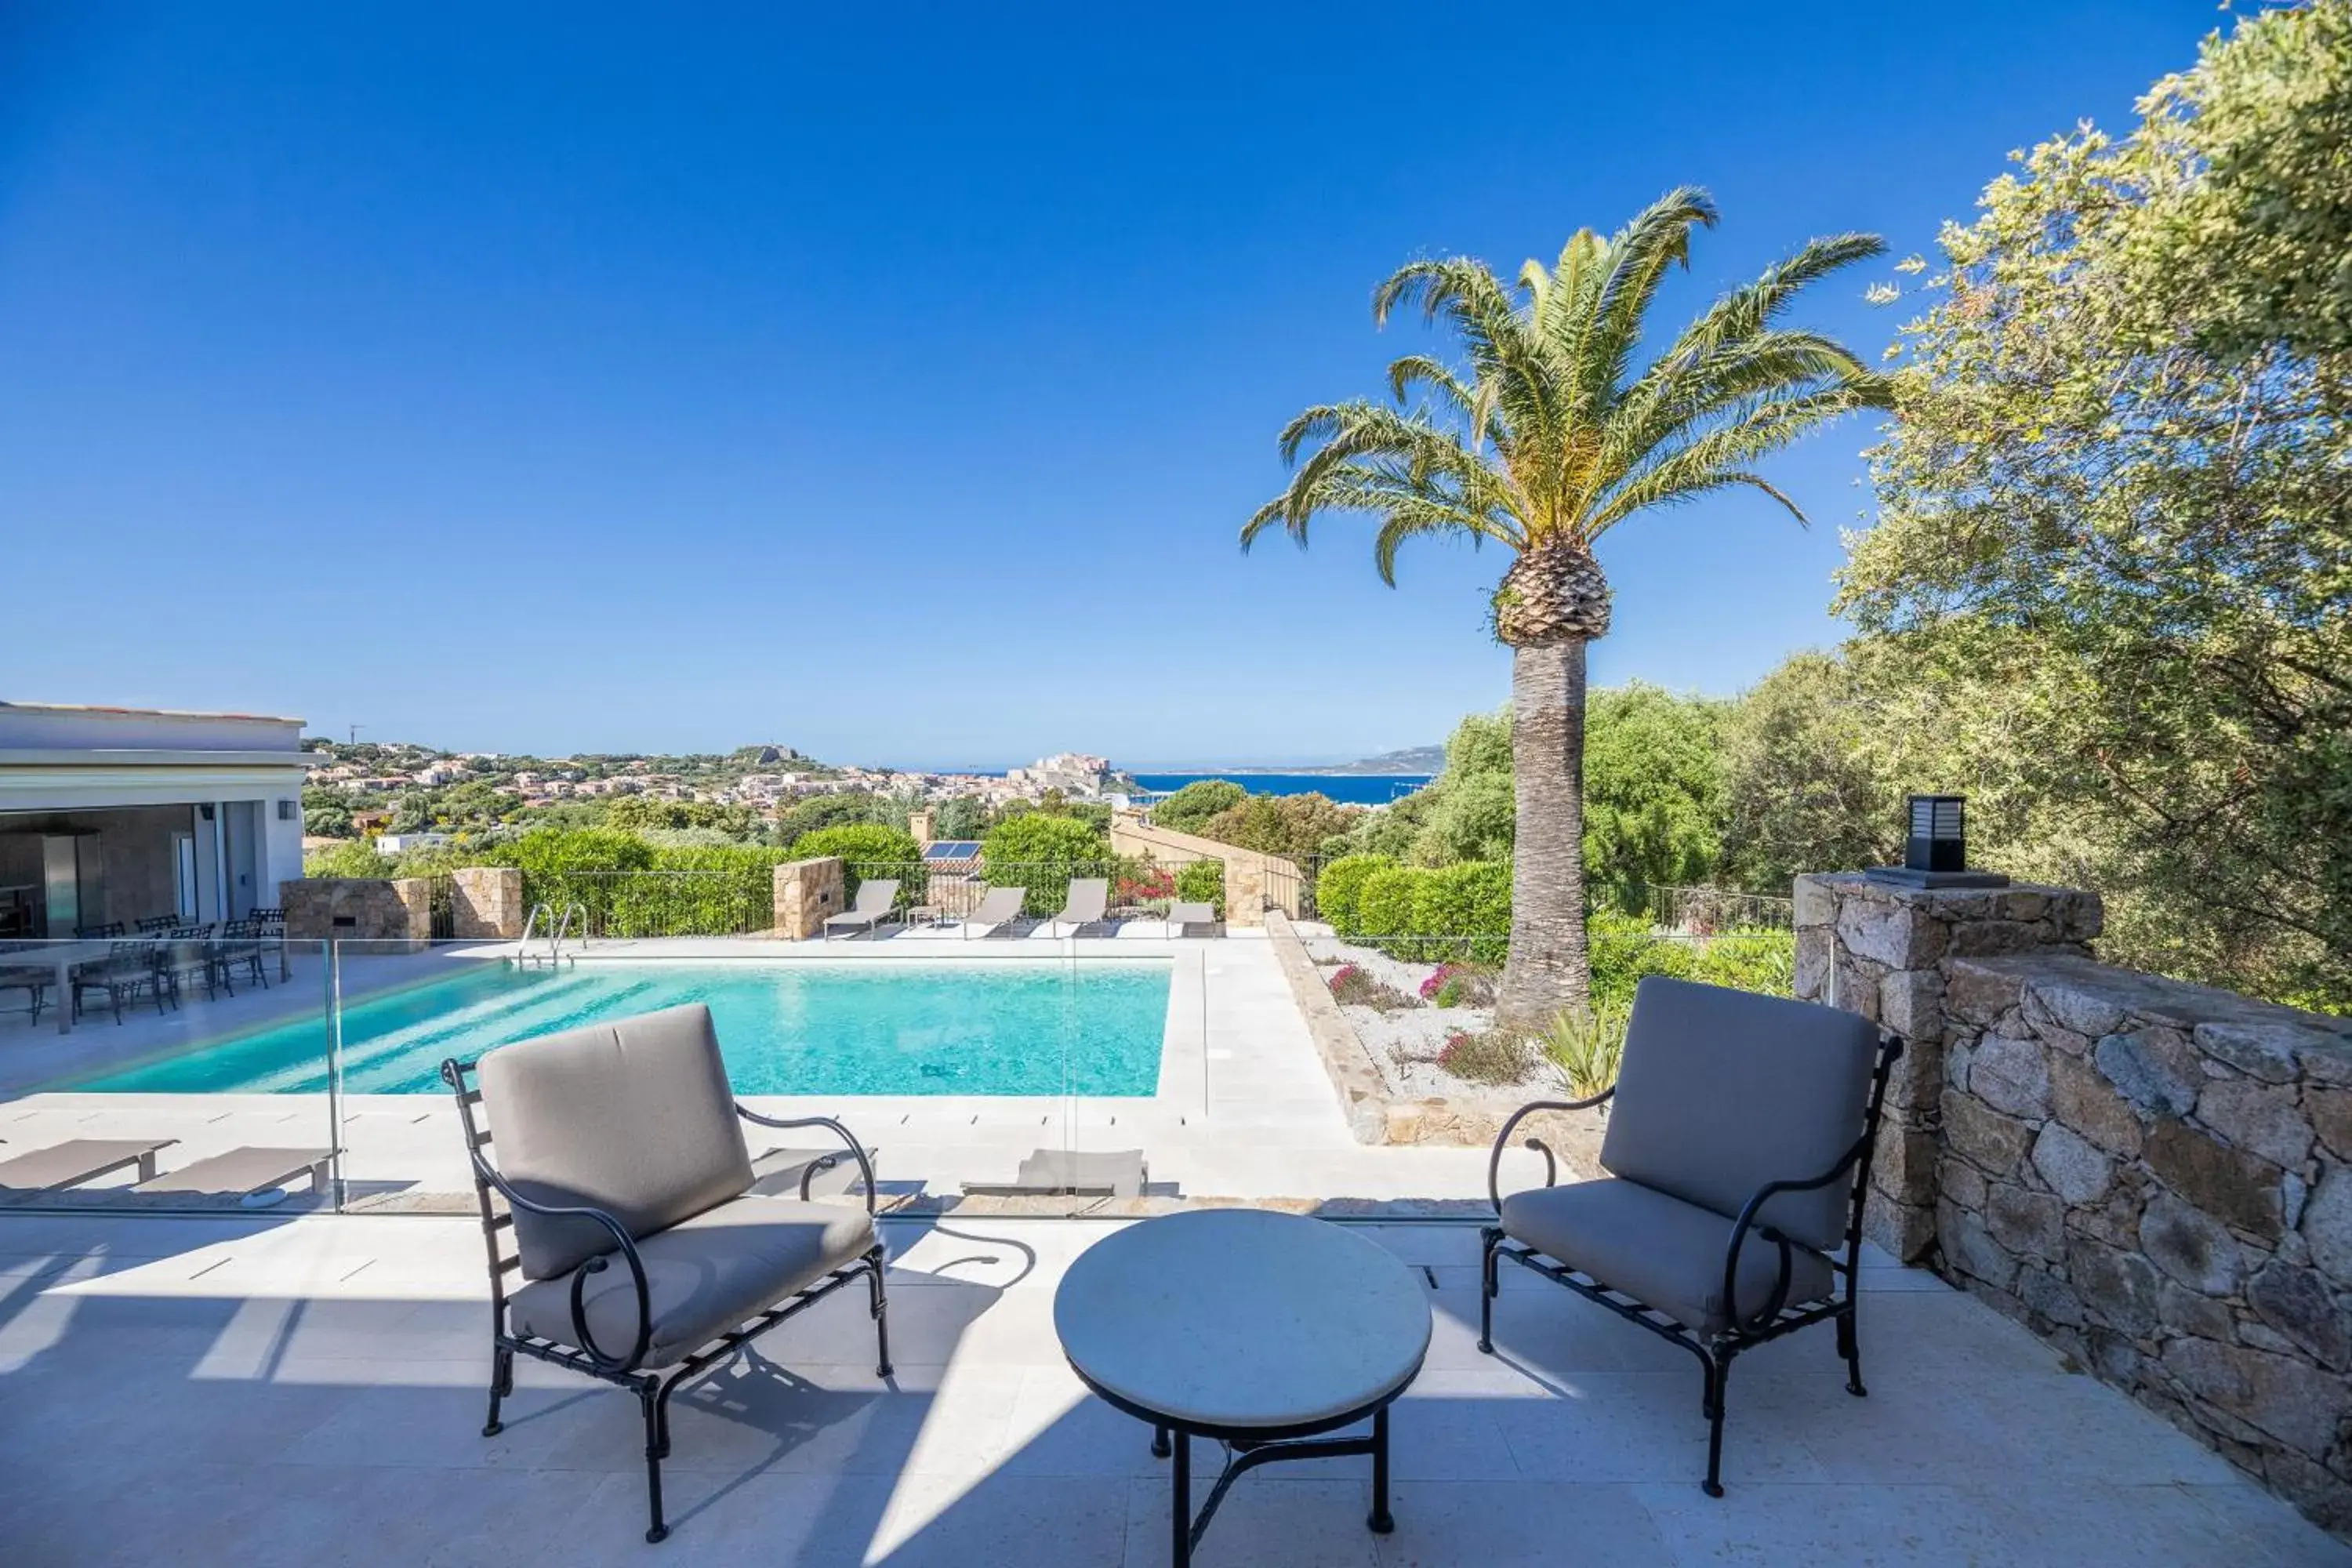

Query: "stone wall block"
left=2049, top=1052, right=2144, bottom=1158
left=1836, top=898, right=1944, bottom=970
left=2303, top=1168, right=2352, bottom=1287
left=2195, top=1022, right=2307, bottom=1084
left=2032, top=1123, right=2114, bottom=1206
left=2141, top=1191, right=2250, bottom=1296
left=1944, top=960, right=2027, bottom=1026
left=2035, top=978, right=2129, bottom=1040
left=2068, top=1239, right=2159, bottom=1338
left=2247, top=1263, right=2350, bottom=1370
left=1879, top=969, right=1944, bottom=1040
left=1970, top=1033, right=2053, bottom=1120
left=1944, top=1092, right=2032, bottom=1176
left=449, top=866, right=525, bottom=939
left=2162, top=1338, right=2352, bottom=1460
left=2310, top=1089, right=2352, bottom=1163
left=2144, top=1121, right=2285, bottom=1243
left=2096, top=1029, right=2202, bottom=1120
left=1987, top=1183, right=2067, bottom=1261
left=772, top=857, right=844, bottom=939
left=2195, top=1077, right=2315, bottom=1171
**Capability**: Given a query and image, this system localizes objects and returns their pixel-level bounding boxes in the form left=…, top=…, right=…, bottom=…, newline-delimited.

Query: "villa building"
left=0, top=699, right=307, bottom=937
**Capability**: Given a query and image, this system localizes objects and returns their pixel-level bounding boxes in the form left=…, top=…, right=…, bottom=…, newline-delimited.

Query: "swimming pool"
left=79, top=960, right=1174, bottom=1097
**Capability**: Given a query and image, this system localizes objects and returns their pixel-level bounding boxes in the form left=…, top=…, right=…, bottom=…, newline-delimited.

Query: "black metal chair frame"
left=71, top=941, right=169, bottom=1024
left=1478, top=1032, right=1901, bottom=1497
left=441, top=1056, right=892, bottom=1544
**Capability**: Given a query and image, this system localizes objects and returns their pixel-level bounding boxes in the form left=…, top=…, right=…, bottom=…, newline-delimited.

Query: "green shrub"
left=1586, top=906, right=1696, bottom=1011
left=1174, top=858, right=1225, bottom=917
left=1316, top=853, right=1396, bottom=936
left=1690, top=927, right=1798, bottom=997
left=304, top=840, right=394, bottom=879
left=1410, top=860, right=1512, bottom=964
left=788, top=824, right=922, bottom=901
left=609, top=843, right=793, bottom=935
left=982, top=812, right=1109, bottom=916
left=1152, top=779, right=1246, bottom=834
left=1534, top=1002, right=1631, bottom=1099
left=1356, top=865, right=1429, bottom=959
left=1434, top=1029, right=1538, bottom=1086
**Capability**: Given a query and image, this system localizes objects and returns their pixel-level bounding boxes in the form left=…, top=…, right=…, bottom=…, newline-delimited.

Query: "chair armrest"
left=460, top=1145, right=653, bottom=1373
left=1487, top=1091, right=1614, bottom=1214
left=736, top=1107, right=879, bottom=1215
left=1719, top=1131, right=1872, bottom=1334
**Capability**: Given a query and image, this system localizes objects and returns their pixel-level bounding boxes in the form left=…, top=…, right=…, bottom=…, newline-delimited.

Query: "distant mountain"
left=1290, top=744, right=1444, bottom=776
left=1124, top=744, right=1443, bottom=777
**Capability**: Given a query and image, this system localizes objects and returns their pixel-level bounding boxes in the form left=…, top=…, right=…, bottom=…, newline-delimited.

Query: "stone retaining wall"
left=1937, top=952, right=2352, bottom=1533
left=1798, top=869, right=2352, bottom=1536
left=1109, top=813, right=1294, bottom=927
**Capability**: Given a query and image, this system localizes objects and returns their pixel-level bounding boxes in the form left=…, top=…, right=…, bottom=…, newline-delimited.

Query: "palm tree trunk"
left=1496, top=639, right=1592, bottom=1031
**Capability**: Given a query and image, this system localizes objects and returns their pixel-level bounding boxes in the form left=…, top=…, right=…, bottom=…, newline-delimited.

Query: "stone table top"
left=1051, top=1209, right=1431, bottom=1430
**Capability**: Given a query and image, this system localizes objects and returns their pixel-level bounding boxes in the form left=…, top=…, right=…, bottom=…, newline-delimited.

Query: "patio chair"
left=74, top=922, right=125, bottom=940
left=822, top=878, right=902, bottom=939
left=71, top=941, right=169, bottom=1024
left=1047, top=877, right=1109, bottom=937
left=960, top=1147, right=1147, bottom=1199
left=134, top=914, right=182, bottom=934
left=1479, top=976, right=1900, bottom=1498
left=960, top=885, right=1028, bottom=939
left=441, top=1002, right=887, bottom=1544
left=0, top=948, right=52, bottom=1025
left=0, top=1138, right=179, bottom=1191
left=1165, top=900, right=1218, bottom=937
left=215, top=917, right=270, bottom=989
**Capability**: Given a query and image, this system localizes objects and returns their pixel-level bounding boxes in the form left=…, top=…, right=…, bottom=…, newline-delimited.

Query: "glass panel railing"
left=0, top=935, right=332, bottom=1212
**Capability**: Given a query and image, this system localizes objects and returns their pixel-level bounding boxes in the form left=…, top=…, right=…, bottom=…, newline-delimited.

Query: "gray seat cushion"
left=1599, top=977, right=1881, bottom=1252
left=509, top=1193, right=879, bottom=1366
left=1498, top=1178, right=1835, bottom=1335
left=477, top=1003, right=755, bottom=1279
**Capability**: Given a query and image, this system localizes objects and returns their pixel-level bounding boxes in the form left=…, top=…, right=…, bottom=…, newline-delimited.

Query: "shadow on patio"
left=0, top=1213, right=2339, bottom=1566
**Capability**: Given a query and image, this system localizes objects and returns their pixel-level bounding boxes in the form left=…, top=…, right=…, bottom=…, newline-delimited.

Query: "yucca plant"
left=1537, top=1001, right=1632, bottom=1102
left=1243, top=190, right=1892, bottom=1026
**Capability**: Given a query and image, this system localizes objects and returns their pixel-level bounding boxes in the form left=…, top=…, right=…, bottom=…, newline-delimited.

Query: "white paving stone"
left=0, top=1210, right=2345, bottom=1566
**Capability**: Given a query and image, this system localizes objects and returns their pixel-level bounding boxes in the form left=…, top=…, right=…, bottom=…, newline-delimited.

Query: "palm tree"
left=1243, top=189, right=1893, bottom=1029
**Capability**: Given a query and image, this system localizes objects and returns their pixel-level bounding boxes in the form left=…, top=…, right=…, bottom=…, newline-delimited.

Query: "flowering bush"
left=1328, top=964, right=1418, bottom=1011
left=1434, top=1029, right=1537, bottom=1085
left=1328, top=964, right=1360, bottom=993
left=1419, top=962, right=1497, bottom=1008
left=1118, top=867, right=1176, bottom=904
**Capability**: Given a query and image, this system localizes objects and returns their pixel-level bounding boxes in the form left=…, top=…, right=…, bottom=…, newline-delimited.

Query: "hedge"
left=788, top=824, right=922, bottom=901
left=1355, top=866, right=1428, bottom=959
left=1316, top=853, right=1396, bottom=938
left=1174, top=858, right=1225, bottom=918
left=982, top=813, right=1110, bottom=916
left=1410, top=861, right=1512, bottom=964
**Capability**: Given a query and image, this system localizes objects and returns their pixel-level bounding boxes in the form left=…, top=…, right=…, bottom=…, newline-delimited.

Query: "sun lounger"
left=960, top=886, right=1028, bottom=938
left=0, top=1138, right=178, bottom=1191
left=132, top=1146, right=333, bottom=1206
left=822, top=878, right=902, bottom=938
left=1047, top=878, right=1109, bottom=937
left=961, top=1147, right=1147, bottom=1199
left=1165, top=900, right=1217, bottom=936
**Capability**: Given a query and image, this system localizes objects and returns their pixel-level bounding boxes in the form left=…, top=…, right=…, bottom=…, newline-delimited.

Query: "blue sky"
left=0, top=2, right=2231, bottom=765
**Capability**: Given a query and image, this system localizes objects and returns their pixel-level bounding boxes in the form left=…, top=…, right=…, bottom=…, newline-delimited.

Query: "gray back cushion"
left=1599, top=977, right=1880, bottom=1252
left=478, top=1003, right=754, bottom=1279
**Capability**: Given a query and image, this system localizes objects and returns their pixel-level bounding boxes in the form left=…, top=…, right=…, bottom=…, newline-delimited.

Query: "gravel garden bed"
left=1301, top=929, right=1569, bottom=1101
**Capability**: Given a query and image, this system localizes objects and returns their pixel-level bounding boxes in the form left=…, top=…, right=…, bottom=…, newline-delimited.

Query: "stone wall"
left=1798, top=869, right=2352, bottom=1535
left=1109, top=812, right=1298, bottom=928
left=281, top=877, right=431, bottom=946
left=448, top=866, right=526, bottom=939
left=1795, top=873, right=2103, bottom=1259
left=773, top=857, right=844, bottom=939
left=1936, top=953, right=2352, bottom=1532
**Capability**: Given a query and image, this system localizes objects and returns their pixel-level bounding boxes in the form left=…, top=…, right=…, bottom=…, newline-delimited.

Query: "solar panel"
left=923, top=840, right=982, bottom=860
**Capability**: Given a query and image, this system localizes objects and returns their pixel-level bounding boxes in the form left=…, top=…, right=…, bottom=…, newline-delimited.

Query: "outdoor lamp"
left=1864, top=792, right=2008, bottom=889
left=1905, top=793, right=1966, bottom=873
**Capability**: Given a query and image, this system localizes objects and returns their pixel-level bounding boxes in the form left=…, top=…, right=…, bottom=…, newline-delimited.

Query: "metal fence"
left=517, top=869, right=779, bottom=938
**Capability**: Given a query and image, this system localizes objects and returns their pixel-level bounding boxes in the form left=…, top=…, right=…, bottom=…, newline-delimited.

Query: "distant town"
left=299, top=738, right=1124, bottom=851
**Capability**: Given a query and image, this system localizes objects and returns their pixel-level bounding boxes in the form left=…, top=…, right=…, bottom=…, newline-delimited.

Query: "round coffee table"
left=1052, top=1209, right=1430, bottom=1566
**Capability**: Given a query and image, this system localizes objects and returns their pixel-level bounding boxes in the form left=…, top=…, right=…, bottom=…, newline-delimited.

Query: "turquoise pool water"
left=80, top=960, right=1172, bottom=1097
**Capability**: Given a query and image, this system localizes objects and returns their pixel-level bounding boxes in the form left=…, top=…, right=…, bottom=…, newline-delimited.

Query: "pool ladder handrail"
left=515, top=902, right=588, bottom=968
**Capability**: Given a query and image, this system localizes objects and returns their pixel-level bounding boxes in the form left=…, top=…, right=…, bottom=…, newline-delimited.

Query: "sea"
left=1127, top=772, right=1432, bottom=806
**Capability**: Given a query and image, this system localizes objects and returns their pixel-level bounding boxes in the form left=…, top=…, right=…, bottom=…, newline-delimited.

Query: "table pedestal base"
left=1153, top=1406, right=1392, bottom=1566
